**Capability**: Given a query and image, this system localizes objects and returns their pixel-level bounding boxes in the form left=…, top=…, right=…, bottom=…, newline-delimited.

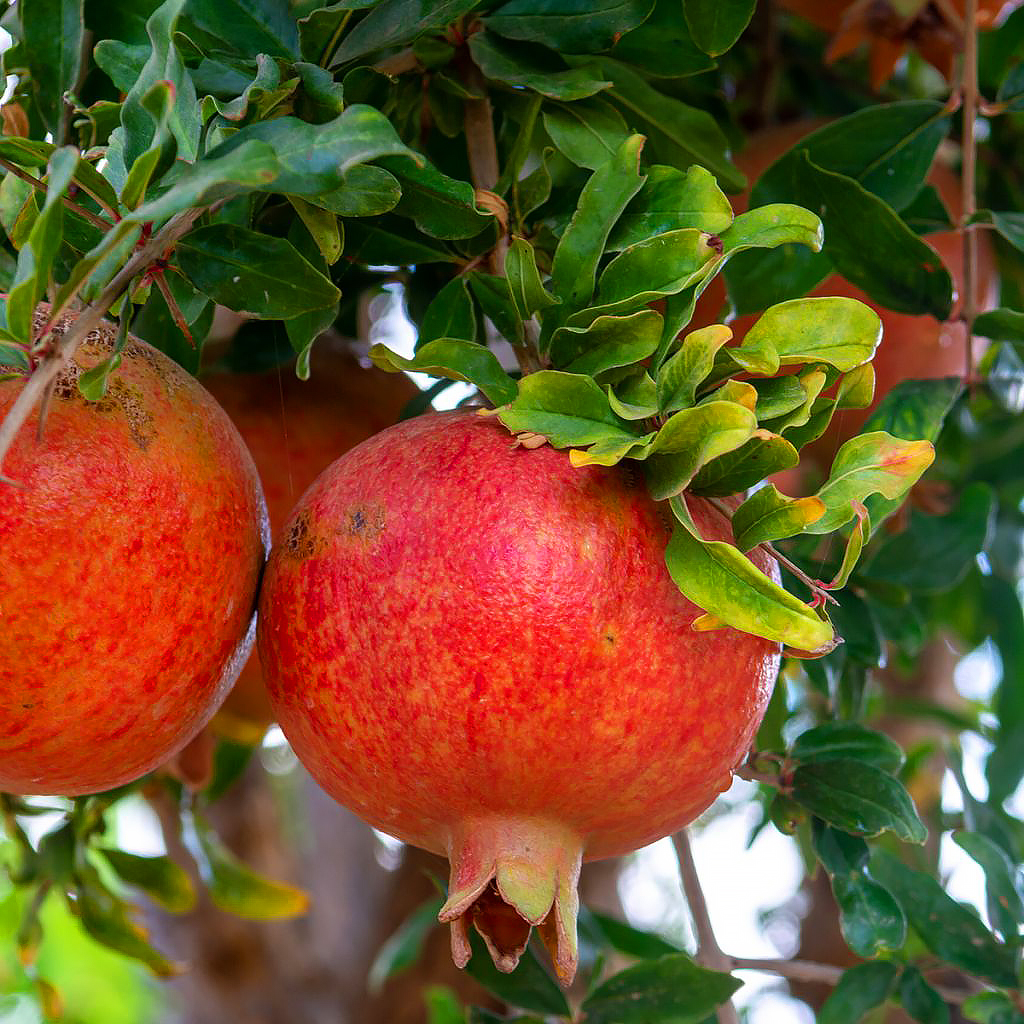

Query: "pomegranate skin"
left=258, top=409, right=780, bottom=979
left=0, top=309, right=268, bottom=796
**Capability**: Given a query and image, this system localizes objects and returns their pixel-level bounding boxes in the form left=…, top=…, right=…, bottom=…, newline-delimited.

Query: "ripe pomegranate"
left=0, top=307, right=268, bottom=796
left=695, top=121, right=995, bottom=470
left=201, top=340, right=419, bottom=742
left=257, top=410, right=780, bottom=983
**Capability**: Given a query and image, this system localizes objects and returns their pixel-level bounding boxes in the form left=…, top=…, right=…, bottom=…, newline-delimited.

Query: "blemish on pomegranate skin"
left=342, top=502, right=386, bottom=542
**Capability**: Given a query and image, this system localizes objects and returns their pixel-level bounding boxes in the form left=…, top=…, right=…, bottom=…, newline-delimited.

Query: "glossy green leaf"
left=767, top=367, right=828, bottom=433
left=658, top=324, right=733, bottom=413
left=582, top=953, right=740, bottom=1024
left=194, top=819, right=308, bottom=921
left=792, top=723, right=906, bottom=773
left=609, top=165, right=733, bottom=251
left=368, top=896, right=444, bottom=991
left=464, top=930, right=571, bottom=1017
left=666, top=496, right=835, bottom=651
left=644, top=401, right=757, bottom=499
left=684, top=0, right=756, bottom=56
left=976, top=307, right=1024, bottom=342
left=719, top=203, right=824, bottom=255
left=732, top=485, right=826, bottom=551
left=469, top=32, right=610, bottom=100
left=200, top=54, right=290, bottom=123
left=288, top=197, right=342, bottom=265
left=810, top=432, right=935, bottom=534
left=542, top=98, right=630, bottom=171
left=332, top=0, right=480, bottom=64
left=608, top=371, right=659, bottom=420
left=342, top=219, right=453, bottom=266
left=902, top=184, right=954, bottom=234
left=870, top=851, right=1019, bottom=986
left=120, top=80, right=177, bottom=210
left=580, top=908, right=684, bottom=960
left=506, top=237, right=558, bottom=321
left=468, top=272, right=525, bottom=344
left=898, top=967, right=950, bottom=1024
left=417, top=278, right=476, bottom=348
left=371, top=340, right=517, bottom=408
left=381, top=156, right=495, bottom=240
left=22, top=0, right=83, bottom=142
left=953, top=831, right=1024, bottom=943
left=606, top=0, right=716, bottom=77
left=176, top=224, right=340, bottom=318
left=550, top=134, right=646, bottom=313
left=514, top=146, right=555, bottom=223
left=823, top=502, right=870, bottom=591
left=97, top=849, right=196, bottom=914
left=550, top=308, right=662, bottom=377
left=832, top=872, right=908, bottom=957
left=216, top=106, right=416, bottom=197
left=484, top=0, right=655, bottom=53
left=728, top=297, right=881, bottom=376
left=187, top=0, right=299, bottom=58
left=498, top=370, right=638, bottom=447
left=424, top=986, right=464, bottom=1024
left=309, top=165, right=403, bottom=217
left=863, top=483, right=995, bottom=593
left=969, top=209, right=1024, bottom=254
left=819, top=962, right=899, bottom=1024
left=689, top=432, right=801, bottom=496
left=962, top=991, right=1024, bottom=1023
left=596, top=58, right=743, bottom=192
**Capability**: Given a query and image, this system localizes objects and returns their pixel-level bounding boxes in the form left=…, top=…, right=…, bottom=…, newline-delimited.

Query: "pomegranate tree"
left=0, top=308, right=268, bottom=795
left=258, top=410, right=780, bottom=983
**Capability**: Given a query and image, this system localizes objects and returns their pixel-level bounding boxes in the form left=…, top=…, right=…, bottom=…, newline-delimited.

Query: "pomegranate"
left=257, top=410, right=780, bottom=983
left=201, top=340, right=418, bottom=742
left=0, top=307, right=268, bottom=796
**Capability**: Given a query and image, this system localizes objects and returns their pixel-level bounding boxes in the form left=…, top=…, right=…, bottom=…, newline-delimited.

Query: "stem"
left=0, top=207, right=203, bottom=477
left=962, top=0, right=979, bottom=381
left=672, top=830, right=740, bottom=1024
left=0, top=158, right=113, bottom=231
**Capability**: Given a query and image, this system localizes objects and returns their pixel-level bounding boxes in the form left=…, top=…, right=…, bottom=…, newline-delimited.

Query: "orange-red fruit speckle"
left=0, top=309, right=268, bottom=796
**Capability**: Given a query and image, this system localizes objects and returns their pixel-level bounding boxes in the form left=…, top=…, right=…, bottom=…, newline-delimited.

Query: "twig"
left=0, top=158, right=113, bottom=231
left=672, top=829, right=740, bottom=1024
left=0, top=207, right=203, bottom=476
left=961, top=0, right=980, bottom=381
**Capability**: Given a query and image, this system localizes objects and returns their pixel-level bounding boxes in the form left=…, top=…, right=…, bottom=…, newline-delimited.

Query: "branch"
left=962, top=0, right=980, bottom=380
left=0, top=158, right=114, bottom=231
left=0, top=207, right=204, bottom=476
left=672, top=829, right=740, bottom=1024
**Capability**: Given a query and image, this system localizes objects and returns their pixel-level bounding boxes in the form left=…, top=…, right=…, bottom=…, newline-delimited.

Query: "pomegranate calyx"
left=440, top=818, right=583, bottom=985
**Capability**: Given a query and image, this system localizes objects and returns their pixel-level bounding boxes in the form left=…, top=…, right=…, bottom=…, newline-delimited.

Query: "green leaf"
left=6, top=147, right=77, bottom=342
left=795, top=153, right=954, bottom=319
left=609, top=165, right=733, bottom=250
left=418, top=278, right=476, bottom=347
left=381, top=156, right=495, bottom=240
left=862, top=483, right=995, bottom=593
left=870, top=851, right=1019, bottom=987
left=550, top=309, right=662, bottom=377
left=969, top=209, right=1024, bottom=255
left=550, top=134, right=646, bottom=314
left=953, top=831, right=1024, bottom=943
left=497, top=370, right=638, bottom=447
left=902, top=184, right=954, bottom=234
left=216, top=106, right=417, bottom=197
left=898, top=967, right=950, bottom=1024
left=506, top=237, right=559, bottom=321
left=368, top=896, right=444, bottom=991
left=469, top=32, right=611, bottom=100
left=962, top=991, right=1024, bottom=1024
left=96, top=849, right=196, bottom=914
left=719, top=203, right=824, bottom=255
left=371, top=340, right=517, bottom=408
left=751, top=101, right=952, bottom=212
left=580, top=909, right=684, bottom=960
left=665, top=496, right=835, bottom=652
left=22, top=0, right=83, bottom=142
left=608, top=370, right=658, bottom=420
left=581, top=953, right=740, bottom=1024
left=186, top=0, right=299, bottom=58
left=810, top=432, right=935, bottom=534
left=288, top=196, right=343, bottom=265
left=818, top=962, right=899, bottom=1024
left=542, top=98, right=630, bottom=171
left=193, top=818, right=309, bottom=921
left=200, top=53, right=290, bottom=124
left=689, top=431, right=800, bottom=496
left=792, top=723, right=906, bottom=773
left=176, top=224, right=340, bottom=318
left=464, top=930, right=571, bottom=1017
left=792, top=761, right=926, bottom=842
left=606, top=0, right=716, bottom=77
left=658, top=324, right=733, bottom=413
left=727, top=296, right=881, bottom=376
left=345, top=218, right=457, bottom=264
left=684, top=0, right=756, bottom=56
left=484, top=0, right=656, bottom=53
left=331, top=0, right=480, bottom=64
left=976, top=307, right=1024, bottom=342
left=308, top=165, right=403, bottom=217
left=424, top=986, right=464, bottom=1024
left=596, top=58, right=743, bottom=192
left=469, top=272, right=525, bottom=344
left=120, top=80, right=177, bottom=211
left=644, top=401, right=757, bottom=499
left=732, top=485, right=826, bottom=551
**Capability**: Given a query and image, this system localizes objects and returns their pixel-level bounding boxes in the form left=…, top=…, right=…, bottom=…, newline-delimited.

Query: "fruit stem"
left=672, top=829, right=740, bottom=1024
left=961, top=0, right=980, bottom=382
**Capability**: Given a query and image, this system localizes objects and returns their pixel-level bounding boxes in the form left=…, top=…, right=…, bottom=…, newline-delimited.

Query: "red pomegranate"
left=0, top=307, right=267, bottom=796
left=257, top=410, right=780, bottom=983
left=201, top=341, right=418, bottom=742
